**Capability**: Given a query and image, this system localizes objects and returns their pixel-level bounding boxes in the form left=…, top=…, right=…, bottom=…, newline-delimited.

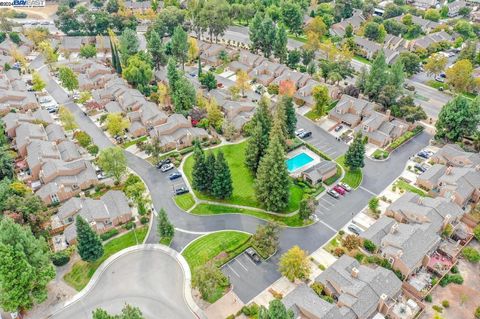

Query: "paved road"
left=50, top=249, right=194, bottom=319
left=35, top=59, right=431, bottom=305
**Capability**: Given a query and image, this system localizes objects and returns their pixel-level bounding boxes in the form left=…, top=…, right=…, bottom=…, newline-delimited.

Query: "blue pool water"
left=286, top=153, right=314, bottom=172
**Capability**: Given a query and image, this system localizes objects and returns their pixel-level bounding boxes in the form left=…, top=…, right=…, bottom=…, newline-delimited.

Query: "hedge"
left=100, top=228, right=119, bottom=241
left=388, top=126, right=424, bottom=151
left=51, top=251, right=70, bottom=266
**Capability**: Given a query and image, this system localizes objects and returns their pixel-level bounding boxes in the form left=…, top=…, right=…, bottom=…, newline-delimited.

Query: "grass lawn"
left=191, top=203, right=313, bottom=227
left=394, top=179, right=428, bottom=197
left=182, top=230, right=251, bottom=303
left=426, top=80, right=447, bottom=91
left=324, top=234, right=342, bottom=254
left=183, top=141, right=304, bottom=212
left=174, top=193, right=195, bottom=211
left=305, top=110, right=323, bottom=121
left=64, top=227, right=148, bottom=291
left=336, top=155, right=362, bottom=189
left=121, top=136, right=147, bottom=149
left=353, top=55, right=371, bottom=65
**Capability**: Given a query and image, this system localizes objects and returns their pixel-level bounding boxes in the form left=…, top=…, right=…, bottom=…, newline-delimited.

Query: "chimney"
left=351, top=267, right=359, bottom=278
left=390, top=223, right=399, bottom=234
left=385, top=109, right=391, bottom=119
left=445, top=166, right=453, bottom=175
left=378, top=293, right=388, bottom=314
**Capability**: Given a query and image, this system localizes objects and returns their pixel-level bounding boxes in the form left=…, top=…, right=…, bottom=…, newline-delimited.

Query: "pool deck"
left=286, top=147, right=322, bottom=177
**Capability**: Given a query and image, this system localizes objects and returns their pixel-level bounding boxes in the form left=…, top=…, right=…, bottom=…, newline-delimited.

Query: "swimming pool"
left=286, top=152, right=314, bottom=172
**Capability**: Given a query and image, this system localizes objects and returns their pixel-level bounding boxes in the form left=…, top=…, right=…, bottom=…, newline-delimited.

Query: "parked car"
left=334, top=125, right=343, bottom=132
left=169, top=172, right=182, bottom=180
left=327, top=189, right=340, bottom=199
left=189, top=72, right=196, bottom=77
left=414, top=164, right=427, bottom=173
left=417, top=151, right=430, bottom=159
left=298, top=131, right=312, bottom=139
left=97, top=171, right=107, bottom=180
left=160, top=163, right=175, bottom=172
left=338, top=182, right=352, bottom=192
left=403, top=83, right=415, bottom=91
left=295, top=128, right=305, bottom=136
left=216, top=83, right=224, bottom=88
left=38, top=96, right=52, bottom=104
left=156, top=159, right=171, bottom=169
left=347, top=224, right=363, bottom=235
left=245, top=248, right=261, bottom=263
left=333, top=185, right=346, bottom=195
left=174, top=187, right=189, bottom=195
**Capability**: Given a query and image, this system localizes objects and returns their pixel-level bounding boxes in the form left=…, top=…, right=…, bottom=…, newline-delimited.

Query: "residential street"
left=35, top=58, right=431, bottom=305
left=50, top=249, right=194, bottom=319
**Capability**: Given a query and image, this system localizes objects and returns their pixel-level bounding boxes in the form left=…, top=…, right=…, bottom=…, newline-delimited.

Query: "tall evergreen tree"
left=171, top=26, right=189, bottom=70
left=274, top=24, right=288, bottom=63
left=76, top=215, right=104, bottom=262
left=271, top=103, right=287, bottom=149
left=147, top=31, right=167, bottom=69
left=255, top=125, right=290, bottom=212
left=249, top=13, right=263, bottom=53
left=344, top=132, right=365, bottom=171
left=205, top=152, right=216, bottom=193
left=245, top=120, right=269, bottom=173
left=198, top=58, right=202, bottom=78
left=167, top=58, right=180, bottom=92
left=211, top=151, right=233, bottom=199
left=192, top=142, right=209, bottom=192
left=388, top=59, right=405, bottom=90
left=364, top=51, right=388, bottom=99
left=281, top=96, right=297, bottom=139
left=157, top=208, right=174, bottom=239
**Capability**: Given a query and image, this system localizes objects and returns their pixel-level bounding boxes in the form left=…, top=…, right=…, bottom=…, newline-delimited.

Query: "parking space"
left=308, top=140, right=341, bottom=159
left=316, top=194, right=338, bottom=213
left=222, top=251, right=280, bottom=303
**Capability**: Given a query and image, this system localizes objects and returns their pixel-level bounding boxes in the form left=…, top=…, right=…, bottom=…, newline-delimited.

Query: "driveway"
left=50, top=249, right=195, bottom=319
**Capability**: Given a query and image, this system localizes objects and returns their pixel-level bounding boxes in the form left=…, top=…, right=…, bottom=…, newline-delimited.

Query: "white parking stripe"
left=319, top=220, right=338, bottom=233
left=236, top=259, right=248, bottom=272
left=321, top=198, right=336, bottom=205
left=227, top=264, right=240, bottom=277
left=359, top=186, right=377, bottom=196
left=317, top=202, right=331, bottom=210
left=318, top=199, right=333, bottom=207
left=245, top=256, right=257, bottom=266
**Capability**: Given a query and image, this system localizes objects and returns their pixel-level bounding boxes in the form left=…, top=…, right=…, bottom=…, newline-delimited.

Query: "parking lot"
left=222, top=251, right=280, bottom=303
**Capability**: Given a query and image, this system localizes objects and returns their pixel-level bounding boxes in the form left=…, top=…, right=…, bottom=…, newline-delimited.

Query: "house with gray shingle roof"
left=355, top=111, right=409, bottom=147
left=330, top=13, right=365, bottom=37
left=248, top=61, right=288, bottom=86
left=447, top=0, right=467, bottom=16
left=431, top=144, right=480, bottom=167
left=51, top=190, right=132, bottom=246
left=411, top=31, right=456, bottom=50
left=306, top=255, right=403, bottom=319
left=208, top=89, right=255, bottom=130
left=0, top=89, right=38, bottom=110
left=416, top=165, right=480, bottom=207
left=301, top=161, right=338, bottom=185
left=329, top=95, right=375, bottom=127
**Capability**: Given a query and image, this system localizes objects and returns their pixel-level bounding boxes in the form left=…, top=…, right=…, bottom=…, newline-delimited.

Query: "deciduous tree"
left=105, top=112, right=130, bottom=137
left=98, top=146, right=127, bottom=184
left=446, top=59, right=473, bottom=93
left=192, top=262, right=229, bottom=301
left=312, top=85, right=330, bottom=116
left=435, top=95, right=480, bottom=142
left=122, top=54, right=153, bottom=89
left=58, top=66, right=78, bottom=92
left=58, top=105, right=78, bottom=131
left=278, top=245, right=311, bottom=282
left=79, top=44, right=97, bottom=58
left=424, top=53, right=448, bottom=78
left=31, top=71, right=46, bottom=91
left=252, top=222, right=279, bottom=257
left=235, top=70, right=250, bottom=97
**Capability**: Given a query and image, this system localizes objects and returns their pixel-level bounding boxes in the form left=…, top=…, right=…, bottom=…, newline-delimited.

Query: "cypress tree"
left=245, top=120, right=268, bottom=174
left=255, top=126, right=290, bottom=212
left=282, top=96, right=297, bottom=139
left=211, top=151, right=233, bottom=199
left=364, top=51, right=388, bottom=99
left=109, top=37, right=117, bottom=71
left=345, top=132, right=366, bottom=171
left=198, top=58, right=202, bottom=78
left=76, top=215, right=104, bottom=262
left=271, top=104, right=287, bottom=150
left=192, top=142, right=208, bottom=192
left=157, top=208, right=174, bottom=239
left=205, top=152, right=216, bottom=194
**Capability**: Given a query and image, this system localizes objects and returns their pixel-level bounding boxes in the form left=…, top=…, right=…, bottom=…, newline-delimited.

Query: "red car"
left=333, top=185, right=346, bottom=195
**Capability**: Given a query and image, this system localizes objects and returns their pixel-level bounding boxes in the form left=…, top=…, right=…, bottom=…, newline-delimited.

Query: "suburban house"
left=35, top=159, right=98, bottom=205
left=284, top=255, right=404, bottom=319
left=270, top=70, right=312, bottom=89
left=430, top=144, right=480, bottom=167
left=2, top=110, right=54, bottom=137
left=248, top=61, right=288, bottom=86
left=294, top=80, right=339, bottom=108
left=416, top=165, right=480, bottom=207
left=328, top=94, right=375, bottom=127
left=51, top=190, right=132, bottom=249
left=330, top=13, right=365, bottom=37
left=149, top=114, right=208, bottom=151
left=60, top=36, right=91, bottom=52
left=229, top=50, right=266, bottom=73
left=392, top=14, right=440, bottom=33
left=208, top=89, right=255, bottom=130
left=353, top=36, right=400, bottom=64
left=301, top=161, right=338, bottom=185
left=411, top=31, right=456, bottom=50
left=410, top=0, right=437, bottom=10
left=0, top=89, right=38, bottom=110
left=355, top=110, right=409, bottom=147
left=447, top=0, right=467, bottom=16
left=198, top=41, right=234, bottom=67
left=124, top=0, right=152, bottom=12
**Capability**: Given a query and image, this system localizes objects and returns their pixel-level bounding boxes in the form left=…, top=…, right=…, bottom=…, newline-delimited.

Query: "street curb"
left=47, top=245, right=206, bottom=319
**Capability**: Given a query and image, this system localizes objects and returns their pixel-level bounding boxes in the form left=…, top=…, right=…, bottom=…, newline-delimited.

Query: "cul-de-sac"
left=0, top=0, right=479, bottom=318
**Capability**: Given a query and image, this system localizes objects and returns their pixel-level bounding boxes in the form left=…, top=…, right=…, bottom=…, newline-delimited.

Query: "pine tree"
left=205, top=152, right=216, bottom=194
left=76, top=215, right=104, bottom=262
left=245, top=120, right=268, bottom=173
left=109, top=37, right=117, bottom=72
left=157, top=208, right=174, bottom=239
left=271, top=103, right=287, bottom=150
left=198, top=58, right=202, bottom=78
left=388, top=59, right=405, bottom=90
left=192, top=142, right=209, bottom=192
left=344, top=132, right=365, bottom=171
left=274, top=24, right=288, bottom=63
left=211, top=151, right=233, bottom=199
left=255, top=127, right=290, bottom=212
left=281, top=96, right=297, bottom=139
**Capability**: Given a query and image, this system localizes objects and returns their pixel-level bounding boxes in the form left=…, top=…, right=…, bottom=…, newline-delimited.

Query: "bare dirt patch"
left=421, top=241, right=480, bottom=319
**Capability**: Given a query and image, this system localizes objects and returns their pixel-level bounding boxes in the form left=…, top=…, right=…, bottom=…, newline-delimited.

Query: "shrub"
left=140, top=216, right=149, bottom=224
left=475, top=306, right=480, bottom=319
left=318, top=264, right=326, bottom=270
left=338, top=230, right=345, bottom=236
left=439, top=274, right=463, bottom=287
left=51, top=251, right=70, bottom=266
left=473, top=225, right=480, bottom=241
left=74, top=131, right=92, bottom=147
left=321, top=295, right=334, bottom=303
left=242, top=303, right=259, bottom=316
left=311, top=282, right=324, bottom=296
left=87, top=144, right=99, bottom=155
left=342, top=235, right=362, bottom=251
left=333, top=247, right=345, bottom=257
left=432, top=305, right=443, bottom=313
left=450, top=265, right=459, bottom=273
left=100, top=228, right=119, bottom=241
left=462, top=247, right=480, bottom=263
left=124, top=221, right=135, bottom=230
left=425, top=295, right=432, bottom=303
left=442, top=300, right=450, bottom=308
left=363, top=239, right=376, bottom=253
